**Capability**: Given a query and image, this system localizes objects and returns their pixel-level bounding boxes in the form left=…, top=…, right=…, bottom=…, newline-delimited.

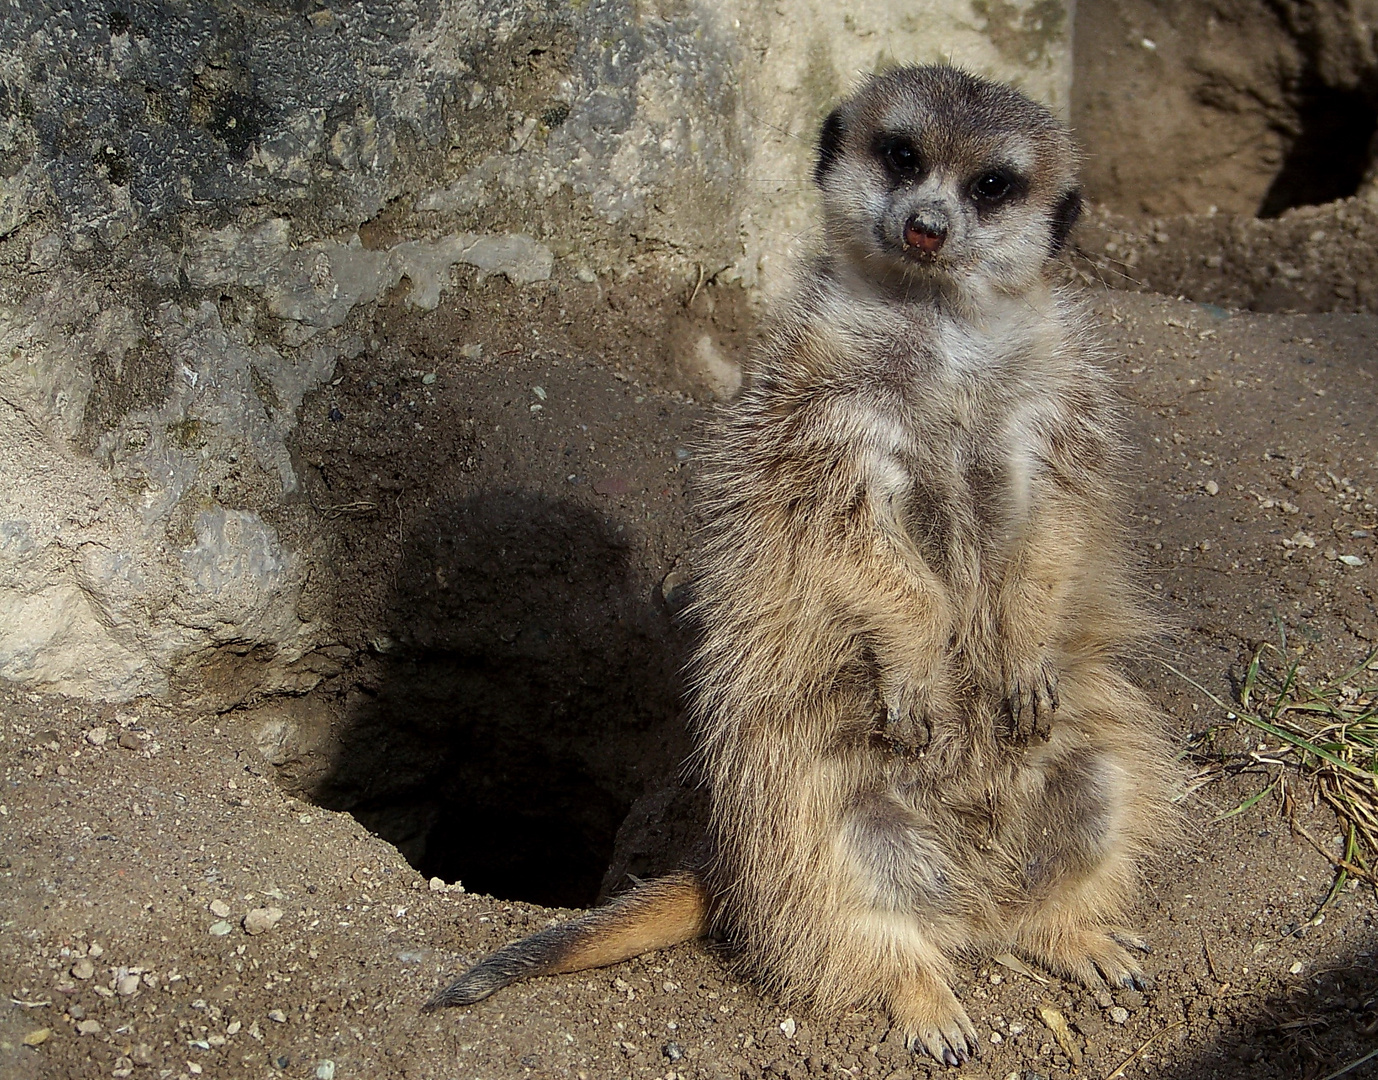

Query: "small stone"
left=267, top=1009, right=287, bottom=1023
left=85, top=727, right=109, bottom=746
left=243, top=907, right=284, bottom=935
left=421, top=372, right=437, bottom=385
left=131, top=1044, right=155, bottom=1065
left=208, top=921, right=232, bottom=936
left=316, top=1062, right=337, bottom=1080
left=1204, top=480, right=1219, bottom=496
left=1325, top=548, right=1339, bottom=561
left=780, top=1017, right=796, bottom=1038
left=1094, top=990, right=1114, bottom=1008
left=663, top=1042, right=684, bottom=1062
left=460, top=343, right=483, bottom=360
left=67, top=1005, right=85, bottom=1020
left=1289, top=961, right=1303, bottom=974
left=209, top=899, right=232, bottom=918
left=226, top=1021, right=242, bottom=1035
left=1340, top=554, right=1366, bottom=567
left=71, top=958, right=96, bottom=980
left=429, top=877, right=447, bottom=892
left=76, top=1019, right=102, bottom=1035
left=22, top=1028, right=51, bottom=1046
left=117, top=730, right=142, bottom=750
left=86, top=943, right=103, bottom=958
left=1353, top=529, right=1372, bottom=539
left=1108, top=1006, right=1129, bottom=1024
left=116, top=974, right=140, bottom=995
left=575, top=267, right=597, bottom=283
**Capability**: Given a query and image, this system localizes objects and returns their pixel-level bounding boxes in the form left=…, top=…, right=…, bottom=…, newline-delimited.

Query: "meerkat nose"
left=904, top=212, right=947, bottom=254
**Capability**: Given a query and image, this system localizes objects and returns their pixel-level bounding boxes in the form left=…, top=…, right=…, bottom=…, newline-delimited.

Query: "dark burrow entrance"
left=1072, top=0, right=1378, bottom=220
left=1258, top=83, right=1378, bottom=217
left=279, top=484, right=696, bottom=911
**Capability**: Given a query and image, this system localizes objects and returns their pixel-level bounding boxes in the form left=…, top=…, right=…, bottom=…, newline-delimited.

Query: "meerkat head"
left=814, top=66, right=1081, bottom=298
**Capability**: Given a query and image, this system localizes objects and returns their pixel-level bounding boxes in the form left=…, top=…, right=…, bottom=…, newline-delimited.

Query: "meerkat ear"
left=1049, top=189, right=1083, bottom=253
left=815, top=108, right=846, bottom=186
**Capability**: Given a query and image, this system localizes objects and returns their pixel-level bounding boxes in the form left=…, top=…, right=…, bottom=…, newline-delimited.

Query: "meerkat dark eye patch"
left=969, top=169, right=1024, bottom=207
left=873, top=134, right=924, bottom=181
left=815, top=108, right=846, bottom=186
left=1049, top=188, right=1083, bottom=253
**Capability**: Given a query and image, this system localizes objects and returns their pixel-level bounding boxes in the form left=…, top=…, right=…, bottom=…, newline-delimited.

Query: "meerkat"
left=426, top=65, right=1176, bottom=1066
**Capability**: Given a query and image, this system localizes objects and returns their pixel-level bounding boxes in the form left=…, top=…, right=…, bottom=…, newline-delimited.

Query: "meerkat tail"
left=424, top=871, right=710, bottom=1009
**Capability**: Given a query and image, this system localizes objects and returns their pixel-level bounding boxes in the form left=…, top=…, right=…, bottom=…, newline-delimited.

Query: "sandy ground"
left=3, top=271, right=1377, bottom=1080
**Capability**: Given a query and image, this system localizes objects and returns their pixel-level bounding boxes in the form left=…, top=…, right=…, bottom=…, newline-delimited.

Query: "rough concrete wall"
left=0, top=0, right=1070, bottom=702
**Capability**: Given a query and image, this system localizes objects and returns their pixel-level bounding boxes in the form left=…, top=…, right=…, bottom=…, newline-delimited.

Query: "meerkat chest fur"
left=802, top=270, right=1095, bottom=593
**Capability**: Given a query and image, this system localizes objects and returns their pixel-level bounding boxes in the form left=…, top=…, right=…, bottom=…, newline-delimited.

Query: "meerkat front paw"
left=882, top=699, right=933, bottom=749
left=1001, top=658, right=1059, bottom=743
left=879, top=681, right=945, bottom=750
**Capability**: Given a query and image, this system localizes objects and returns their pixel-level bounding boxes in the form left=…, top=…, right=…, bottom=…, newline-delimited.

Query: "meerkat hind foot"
left=892, top=981, right=980, bottom=1066
left=1026, top=927, right=1149, bottom=992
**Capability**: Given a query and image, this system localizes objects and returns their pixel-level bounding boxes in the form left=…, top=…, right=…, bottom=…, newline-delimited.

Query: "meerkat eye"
left=875, top=135, right=921, bottom=177
left=971, top=171, right=1015, bottom=204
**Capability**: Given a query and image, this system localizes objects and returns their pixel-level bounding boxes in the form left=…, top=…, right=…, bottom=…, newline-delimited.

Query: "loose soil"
left=4, top=235, right=1378, bottom=1080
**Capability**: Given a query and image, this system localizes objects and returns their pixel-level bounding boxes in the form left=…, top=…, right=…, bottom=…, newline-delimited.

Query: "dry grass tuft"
left=1169, top=637, right=1378, bottom=895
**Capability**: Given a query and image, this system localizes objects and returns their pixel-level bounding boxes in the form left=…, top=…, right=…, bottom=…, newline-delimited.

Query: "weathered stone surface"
left=0, top=0, right=1070, bottom=701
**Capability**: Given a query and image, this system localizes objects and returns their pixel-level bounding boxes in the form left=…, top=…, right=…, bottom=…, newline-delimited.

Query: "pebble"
left=663, top=1042, right=684, bottom=1062
left=208, top=921, right=233, bottom=936
left=316, top=1063, right=337, bottom=1080
left=87, top=943, right=103, bottom=958
left=85, top=727, right=109, bottom=746
left=76, top=1019, right=102, bottom=1035
left=71, top=958, right=95, bottom=980
left=780, top=1017, right=796, bottom=1038
left=1108, top=1006, right=1129, bottom=1024
left=243, top=907, right=284, bottom=935
left=1204, top=480, right=1219, bottom=496
left=1339, top=554, right=1365, bottom=567
left=429, top=877, right=447, bottom=891
left=22, top=1028, right=51, bottom=1046
left=209, top=899, right=232, bottom=918
left=117, top=731, right=142, bottom=750
left=116, top=974, right=140, bottom=996
left=268, top=1009, right=287, bottom=1023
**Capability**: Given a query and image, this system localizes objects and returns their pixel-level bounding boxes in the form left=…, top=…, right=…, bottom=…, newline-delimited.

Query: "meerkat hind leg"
left=1011, top=745, right=1151, bottom=990
left=840, top=795, right=979, bottom=1062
